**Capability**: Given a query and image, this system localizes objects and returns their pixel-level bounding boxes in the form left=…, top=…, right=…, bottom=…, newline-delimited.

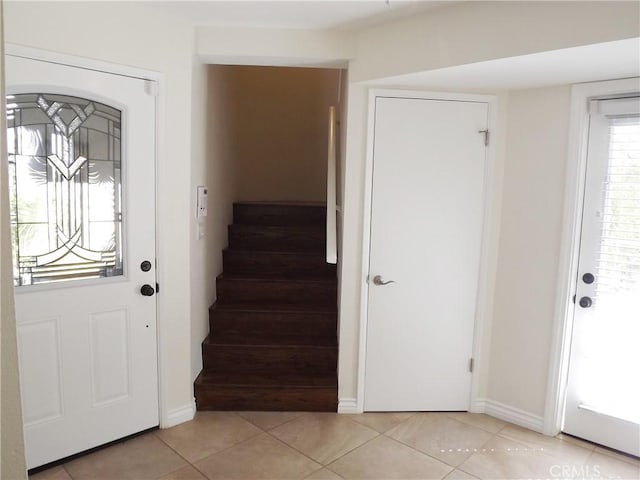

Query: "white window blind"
left=595, top=114, right=640, bottom=298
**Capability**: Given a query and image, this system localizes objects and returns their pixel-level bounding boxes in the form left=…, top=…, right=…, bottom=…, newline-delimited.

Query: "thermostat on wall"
left=196, top=186, right=208, bottom=217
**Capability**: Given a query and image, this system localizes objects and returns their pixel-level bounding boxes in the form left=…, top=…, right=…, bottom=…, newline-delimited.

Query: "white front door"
left=563, top=95, right=640, bottom=456
left=364, top=95, right=488, bottom=411
left=6, top=55, right=159, bottom=469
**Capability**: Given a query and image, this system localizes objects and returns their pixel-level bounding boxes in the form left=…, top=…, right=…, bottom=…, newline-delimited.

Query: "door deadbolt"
left=578, top=296, right=592, bottom=308
left=140, top=260, right=152, bottom=272
left=582, top=273, right=595, bottom=284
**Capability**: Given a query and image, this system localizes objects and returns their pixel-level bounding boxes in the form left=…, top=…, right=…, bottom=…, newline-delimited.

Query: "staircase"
left=194, top=203, right=338, bottom=411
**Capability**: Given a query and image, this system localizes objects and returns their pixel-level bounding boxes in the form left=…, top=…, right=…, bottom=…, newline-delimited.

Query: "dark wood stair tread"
left=204, top=338, right=338, bottom=350
left=196, top=202, right=338, bottom=412
left=213, top=302, right=337, bottom=314
left=195, top=371, right=337, bottom=388
left=217, top=274, right=336, bottom=284
left=226, top=248, right=324, bottom=256
left=233, top=203, right=327, bottom=227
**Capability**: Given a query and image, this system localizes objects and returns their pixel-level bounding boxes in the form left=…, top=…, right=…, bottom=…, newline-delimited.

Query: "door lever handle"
left=372, top=275, right=395, bottom=286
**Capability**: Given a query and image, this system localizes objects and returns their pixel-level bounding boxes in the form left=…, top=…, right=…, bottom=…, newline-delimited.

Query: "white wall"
left=0, top=3, right=28, bottom=476
left=4, top=1, right=197, bottom=423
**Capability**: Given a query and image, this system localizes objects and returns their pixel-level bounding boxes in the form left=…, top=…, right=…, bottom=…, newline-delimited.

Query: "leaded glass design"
left=6, top=93, right=123, bottom=286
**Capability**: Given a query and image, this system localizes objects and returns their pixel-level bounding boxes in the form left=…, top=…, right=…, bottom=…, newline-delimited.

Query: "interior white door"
left=364, top=95, right=488, bottom=411
left=563, top=96, right=640, bottom=456
left=6, top=55, right=159, bottom=468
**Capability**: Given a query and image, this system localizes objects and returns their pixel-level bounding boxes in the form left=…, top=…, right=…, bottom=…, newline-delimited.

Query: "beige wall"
left=189, top=64, right=235, bottom=381
left=220, top=65, right=341, bottom=203
left=1, top=2, right=28, bottom=477
left=488, top=85, right=572, bottom=416
left=352, top=1, right=640, bottom=82
left=337, top=1, right=639, bottom=418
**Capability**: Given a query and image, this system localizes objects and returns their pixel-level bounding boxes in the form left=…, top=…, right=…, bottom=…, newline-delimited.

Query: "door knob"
left=579, top=296, right=592, bottom=308
left=582, top=273, right=594, bottom=284
left=140, top=284, right=155, bottom=296
left=372, top=275, right=395, bottom=286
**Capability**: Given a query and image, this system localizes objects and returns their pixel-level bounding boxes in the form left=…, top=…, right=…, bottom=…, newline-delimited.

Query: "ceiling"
left=153, top=0, right=453, bottom=30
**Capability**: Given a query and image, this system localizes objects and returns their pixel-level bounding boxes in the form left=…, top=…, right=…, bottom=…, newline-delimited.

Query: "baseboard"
left=163, top=399, right=196, bottom=428
left=473, top=398, right=544, bottom=433
left=338, top=398, right=360, bottom=414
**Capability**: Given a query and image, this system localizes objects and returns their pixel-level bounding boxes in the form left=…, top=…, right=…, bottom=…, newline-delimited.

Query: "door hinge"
left=156, top=282, right=160, bottom=293
left=469, top=358, right=474, bottom=373
left=478, top=129, right=489, bottom=146
left=144, top=80, right=159, bottom=97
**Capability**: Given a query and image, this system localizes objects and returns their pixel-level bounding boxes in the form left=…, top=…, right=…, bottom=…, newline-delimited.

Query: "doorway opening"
left=194, top=65, right=346, bottom=411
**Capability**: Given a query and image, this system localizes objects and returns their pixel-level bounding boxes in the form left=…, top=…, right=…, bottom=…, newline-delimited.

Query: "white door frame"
left=543, top=77, right=640, bottom=436
left=4, top=44, right=171, bottom=428
left=355, top=88, right=498, bottom=413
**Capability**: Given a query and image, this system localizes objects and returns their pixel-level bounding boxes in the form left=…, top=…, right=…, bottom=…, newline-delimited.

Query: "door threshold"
left=560, top=431, right=640, bottom=462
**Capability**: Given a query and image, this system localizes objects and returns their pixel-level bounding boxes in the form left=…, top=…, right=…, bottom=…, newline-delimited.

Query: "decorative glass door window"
left=6, top=93, right=123, bottom=286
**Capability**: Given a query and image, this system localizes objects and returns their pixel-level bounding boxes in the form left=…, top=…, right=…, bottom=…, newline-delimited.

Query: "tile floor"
left=30, top=412, right=640, bottom=480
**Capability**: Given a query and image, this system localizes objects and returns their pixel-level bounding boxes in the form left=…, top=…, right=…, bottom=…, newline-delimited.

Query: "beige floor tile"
left=585, top=451, right=640, bottom=479
left=386, top=413, right=493, bottom=467
left=556, top=432, right=597, bottom=451
left=499, top=424, right=592, bottom=465
left=63, top=434, right=187, bottom=480
left=327, top=435, right=452, bottom=479
left=237, top=411, right=308, bottom=431
left=594, top=446, right=640, bottom=467
left=195, top=433, right=321, bottom=479
left=445, top=412, right=508, bottom=434
left=459, top=435, right=568, bottom=480
left=29, top=466, right=72, bottom=480
left=157, top=465, right=208, bottom=480
left=305, top=468, right=345, bottom=479
left=155, top=412, right=262, bottom=463
left=270, top=413, right=379, bottom=465
left=443, top=469, right=479, bottom=480
left=346, top=412, right=416, bottom=433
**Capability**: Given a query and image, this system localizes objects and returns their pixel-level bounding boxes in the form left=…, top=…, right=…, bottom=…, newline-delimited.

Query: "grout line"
left=150, top=431, right=211, bottom=479
left=322, top=430, right=382, bottom=467
left=381, top=432, right=464, bottom=471
left=152, top=412, right=264, bottom=478
left=265, top=414, right=381, bottom=467
left=380, top=417, right=498, bottom=470
left=236, top=411, right=310, bottom=432
left=346, top=411, right=419, bottom=433
left=62, top=465, right=75, bottom=480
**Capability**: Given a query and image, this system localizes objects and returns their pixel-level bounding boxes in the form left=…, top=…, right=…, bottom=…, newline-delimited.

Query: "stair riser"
left=210, top=309, right=336, bottom=345
left=194, top=385, right=337, bottom=411
left=202, top=344, right=338, bottom=375
left=217, top=279, right=336, bottom=309
left=223, top=250, right=336, bottom=278
left=233, top=204, right=327, bottom=227
left=228, top=226, right=325, bottom=252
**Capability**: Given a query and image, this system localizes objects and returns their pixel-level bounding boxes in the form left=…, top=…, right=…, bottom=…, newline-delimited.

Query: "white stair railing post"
left=326, top=106, right=338, bottom=264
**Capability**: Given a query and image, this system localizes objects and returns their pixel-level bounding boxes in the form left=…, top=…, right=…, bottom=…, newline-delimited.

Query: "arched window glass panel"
left=6, top=93, right=123, bottom=286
